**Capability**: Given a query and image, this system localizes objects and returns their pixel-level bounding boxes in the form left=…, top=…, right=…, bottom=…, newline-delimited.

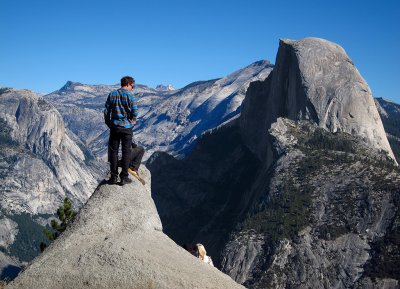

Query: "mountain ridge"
left=44, top=60, right=274, bottom=160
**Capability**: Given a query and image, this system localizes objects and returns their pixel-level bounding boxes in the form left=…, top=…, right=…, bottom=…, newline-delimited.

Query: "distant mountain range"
left=44, top=60, right=274, bottom=160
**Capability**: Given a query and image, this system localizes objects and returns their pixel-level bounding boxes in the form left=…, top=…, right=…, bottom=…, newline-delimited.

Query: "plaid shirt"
left=104, top=88, right=138, bottom=129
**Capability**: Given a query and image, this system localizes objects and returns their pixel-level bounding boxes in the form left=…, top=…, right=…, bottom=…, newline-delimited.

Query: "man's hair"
left=121, top=76, right=135, bottom=87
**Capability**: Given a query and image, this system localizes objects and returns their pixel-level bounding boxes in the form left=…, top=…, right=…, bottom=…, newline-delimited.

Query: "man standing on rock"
left=104, top=76, right=138, bottom=185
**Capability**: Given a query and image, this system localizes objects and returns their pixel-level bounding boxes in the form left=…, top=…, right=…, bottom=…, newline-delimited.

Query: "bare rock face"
left=7, top=167, right=245, bottom=289
left=0, top=88, right=101, bottom=214
left=240, top=38, right=396, bottom=163
left=374, top=97, right=400, bottom=163
left=221, top=118, right=400, bottom=289
left=220, top=231, right=265, bottom=285
left=0, top=88, right=104, bottom=275
left=0, top=218, right=18, bottom=249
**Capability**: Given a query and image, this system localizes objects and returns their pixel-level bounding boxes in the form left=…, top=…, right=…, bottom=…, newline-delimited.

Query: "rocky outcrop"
left=240, top=38, right=396, bottom=164
left=7, top=167, right=244, bottom=289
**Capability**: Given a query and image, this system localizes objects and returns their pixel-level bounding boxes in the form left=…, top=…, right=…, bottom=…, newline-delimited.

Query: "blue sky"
left=1, top=0, right=399, bottom=103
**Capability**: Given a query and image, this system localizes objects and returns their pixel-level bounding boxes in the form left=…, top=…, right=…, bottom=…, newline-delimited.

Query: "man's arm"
left=128, top=93, right=138, bottom=124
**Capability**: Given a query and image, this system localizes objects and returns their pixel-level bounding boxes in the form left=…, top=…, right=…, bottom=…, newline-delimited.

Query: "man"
left=104, top=76, right=138, bottom=185
left=128, top=142, right=145, bottom=176
left=117, top=142, right=146, bottom=185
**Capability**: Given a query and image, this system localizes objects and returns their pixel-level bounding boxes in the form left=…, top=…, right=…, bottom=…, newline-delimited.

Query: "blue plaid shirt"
left=104, top=88, right=138, bottom=129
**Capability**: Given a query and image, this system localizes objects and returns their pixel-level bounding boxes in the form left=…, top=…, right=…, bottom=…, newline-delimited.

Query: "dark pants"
left=130, top=144, right=145, bottom=171
left=109, top=126, right=133, bottom=179
left=117, top=144, right=145, bottom=172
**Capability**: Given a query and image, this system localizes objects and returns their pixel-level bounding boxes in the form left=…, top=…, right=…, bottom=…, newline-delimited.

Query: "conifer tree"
left=40, top=197, right=77, bottom=251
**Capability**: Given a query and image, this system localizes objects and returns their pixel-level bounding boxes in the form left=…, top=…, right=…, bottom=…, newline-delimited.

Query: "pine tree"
left=40, top=197, right=77, bottom=251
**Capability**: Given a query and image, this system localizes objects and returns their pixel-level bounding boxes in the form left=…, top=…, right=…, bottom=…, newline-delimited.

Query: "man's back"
left=105, top=88, right=138, bottom=128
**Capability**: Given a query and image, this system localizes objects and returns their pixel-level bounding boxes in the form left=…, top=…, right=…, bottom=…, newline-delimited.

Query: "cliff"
left=7, top=167, right=244, bottom=289
left=0, top=88, right=101, bottom=215
left=240, top=38, right=396, bottom=164
left=147, top=38, right=400, bottom=288
left=0, top=88, right=103, bottom=271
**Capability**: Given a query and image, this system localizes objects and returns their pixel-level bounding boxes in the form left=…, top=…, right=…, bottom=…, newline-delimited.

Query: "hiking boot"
left=128, top=168, right=139, bottom=178
left=128, top=168, right=146, bottom=185
left=108, top=176, right=118, bottom=185
left=119, top=177, right=132, bottom=186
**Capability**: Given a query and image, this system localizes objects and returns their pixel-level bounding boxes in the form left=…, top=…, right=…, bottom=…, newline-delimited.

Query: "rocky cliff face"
left=0, top=88, right=101, bottom=214
left=240, top=38, right=396, bottom=164
left=147, top=121, right=262, bottom=265
left=375, top=97, right=400, bottom=163
left=222, top=118, right=399, bottom=289
left=7, top=167, right=245, bottom=289
left=148, top=38, right=399, bottom=288
left=0, top=88, right=103, bottom=275
left=149, top=119, right=400, bottom=289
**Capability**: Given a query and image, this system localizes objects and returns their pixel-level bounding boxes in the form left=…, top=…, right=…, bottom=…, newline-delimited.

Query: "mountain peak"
left=240, top=37, right=397, bottom=164
left=155, top=84, right=175, bottom=91
left=252, top=59, right=272, bottom=66
left=59, top=81, right=82, bottom=92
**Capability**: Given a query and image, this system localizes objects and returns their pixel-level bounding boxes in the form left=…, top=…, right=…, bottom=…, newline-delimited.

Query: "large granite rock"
left=240, top=38, right=396, bottom=164
left=0, top=88, right=101, bottom=214
left=7, top=167, right=244, bottom=289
